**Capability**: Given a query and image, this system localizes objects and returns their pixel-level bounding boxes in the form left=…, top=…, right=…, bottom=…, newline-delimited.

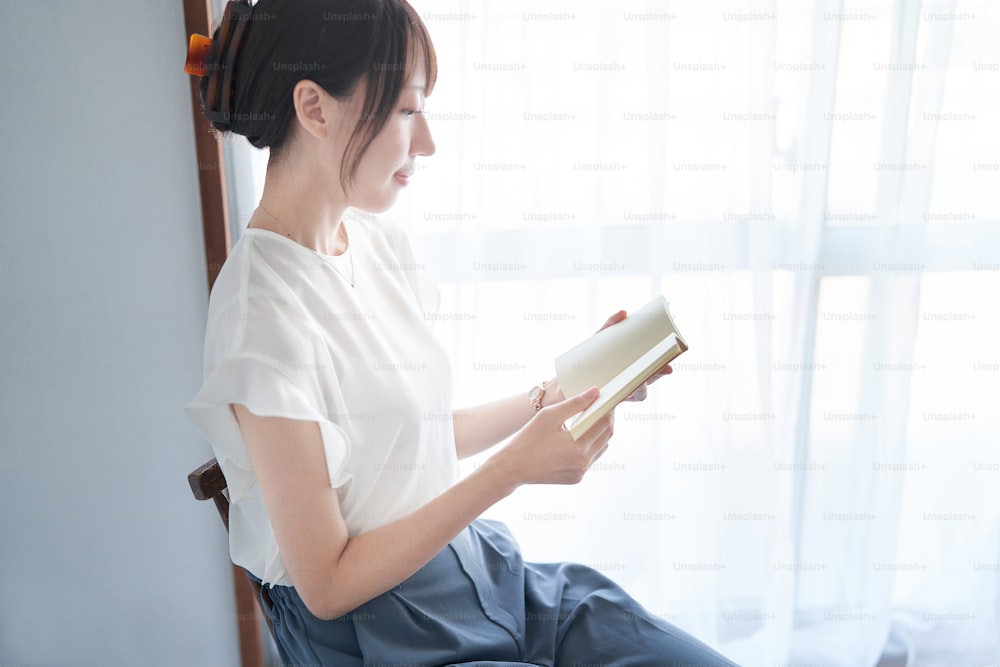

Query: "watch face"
left=529, top=387, right=542, bottom=401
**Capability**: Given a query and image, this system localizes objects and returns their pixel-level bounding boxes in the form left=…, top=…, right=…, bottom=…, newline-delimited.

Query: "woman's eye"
left=403, top=109, right=420, bottom=118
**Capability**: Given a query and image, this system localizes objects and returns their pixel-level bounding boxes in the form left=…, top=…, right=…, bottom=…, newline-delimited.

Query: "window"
left=223, top=0, right=999, bottom=662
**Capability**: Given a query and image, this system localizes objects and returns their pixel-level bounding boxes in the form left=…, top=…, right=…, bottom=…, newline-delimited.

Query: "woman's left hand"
left=595, top=310, right=673, bottom=402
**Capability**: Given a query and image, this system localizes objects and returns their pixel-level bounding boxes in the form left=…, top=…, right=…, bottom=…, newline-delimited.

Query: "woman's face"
left=342, top=49, right=436, bottom=213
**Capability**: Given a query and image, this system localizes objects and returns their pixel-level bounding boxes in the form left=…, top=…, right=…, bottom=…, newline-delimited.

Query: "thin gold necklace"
left=257, top=204, right=356, bottom=288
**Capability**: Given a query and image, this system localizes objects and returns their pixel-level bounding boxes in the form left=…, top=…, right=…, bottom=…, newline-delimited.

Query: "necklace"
left=257, top=204, right=356, bottom=288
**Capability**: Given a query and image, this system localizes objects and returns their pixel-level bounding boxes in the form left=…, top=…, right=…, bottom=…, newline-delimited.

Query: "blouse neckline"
left=243, top=223, right=352, bottom=262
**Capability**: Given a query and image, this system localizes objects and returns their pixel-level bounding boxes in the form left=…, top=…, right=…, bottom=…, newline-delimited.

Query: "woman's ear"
left=292, top=79, right=330, bottom=140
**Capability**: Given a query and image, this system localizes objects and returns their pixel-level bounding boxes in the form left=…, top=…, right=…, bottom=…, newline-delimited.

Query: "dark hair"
left=200, top=0, right=437, bottom=191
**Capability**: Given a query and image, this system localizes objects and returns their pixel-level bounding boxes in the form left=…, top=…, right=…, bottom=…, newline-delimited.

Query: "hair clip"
left=184, top=0, right=253, bottom=124
left=184, top=34, right=213, bottom=76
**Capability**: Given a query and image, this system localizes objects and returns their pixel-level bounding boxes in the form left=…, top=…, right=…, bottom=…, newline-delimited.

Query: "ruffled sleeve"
left=183, top=278, right=353, bottom=503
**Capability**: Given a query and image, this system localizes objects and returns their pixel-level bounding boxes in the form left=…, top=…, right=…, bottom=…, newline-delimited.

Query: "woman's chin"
left=353, top=191, right=400, bottom=215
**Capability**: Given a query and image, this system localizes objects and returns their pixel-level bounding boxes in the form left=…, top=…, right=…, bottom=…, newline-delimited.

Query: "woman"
left=184, top=1, right=740, bottom=665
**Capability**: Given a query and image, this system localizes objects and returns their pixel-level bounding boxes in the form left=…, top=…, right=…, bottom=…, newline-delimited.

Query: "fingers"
left=580, top=412, right=614, bottom=455
left=588, top=442, right=610, bottom=468
left=650, top=364, right=673, bottom=380
left=545, top=386, right=600, bottom=421
left=625, top=384, right=648, bottom=402
left=624, top=363, right=675, bottom=401
left=595, top=310, right=627, bottom=333
left=523, top=401, right=613, bottom=485
left=580, top=422, right=613, bottom=475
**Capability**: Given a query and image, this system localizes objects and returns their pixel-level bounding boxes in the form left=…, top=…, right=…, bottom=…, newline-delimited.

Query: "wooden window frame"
left=182, top=1, right=265, bottom=666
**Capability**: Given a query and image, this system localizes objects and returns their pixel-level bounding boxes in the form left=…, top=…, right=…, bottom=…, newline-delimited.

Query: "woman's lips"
left=394, top=171, right=412, bottom=185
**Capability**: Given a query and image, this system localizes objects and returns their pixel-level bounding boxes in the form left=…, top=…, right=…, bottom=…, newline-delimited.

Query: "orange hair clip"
left=184, top=34, right=213, bottom=76
left=183, top=0, right=253, bottom=123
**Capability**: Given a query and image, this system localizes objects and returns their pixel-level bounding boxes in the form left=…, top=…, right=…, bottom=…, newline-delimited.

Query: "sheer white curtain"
left=225, top=0, right=999, bottom=664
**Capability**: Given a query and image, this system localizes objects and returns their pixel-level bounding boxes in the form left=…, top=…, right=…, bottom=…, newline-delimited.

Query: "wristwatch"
left=528, top=380, right=547, bottom=411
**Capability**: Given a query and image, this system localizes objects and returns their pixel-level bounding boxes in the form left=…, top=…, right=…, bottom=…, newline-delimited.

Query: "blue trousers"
left=246, top=519, right=740, bottom=667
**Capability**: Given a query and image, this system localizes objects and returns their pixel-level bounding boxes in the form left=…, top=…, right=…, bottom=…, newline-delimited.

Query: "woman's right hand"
left=484, top=386, right=614, bottom=487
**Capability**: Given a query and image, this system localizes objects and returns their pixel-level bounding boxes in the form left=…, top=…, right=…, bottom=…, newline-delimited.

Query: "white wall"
left=0, top=1, right=241, bottom=665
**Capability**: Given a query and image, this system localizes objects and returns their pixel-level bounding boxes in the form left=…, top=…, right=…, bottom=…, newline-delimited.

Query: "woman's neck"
left=250, top=154, right=350, bottom=256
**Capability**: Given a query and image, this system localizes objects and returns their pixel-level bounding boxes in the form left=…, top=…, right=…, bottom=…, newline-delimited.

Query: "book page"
left=554, top=295, right=685, bottom=398
left=566, top=333, right=685, bottom=439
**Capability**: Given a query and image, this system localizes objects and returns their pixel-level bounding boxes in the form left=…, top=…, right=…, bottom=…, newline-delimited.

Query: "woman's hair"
left=200, top=0, right=436, bottom=190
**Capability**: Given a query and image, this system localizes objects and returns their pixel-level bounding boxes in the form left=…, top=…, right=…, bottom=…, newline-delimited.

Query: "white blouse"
left=184, top=213, right=462, bottom=586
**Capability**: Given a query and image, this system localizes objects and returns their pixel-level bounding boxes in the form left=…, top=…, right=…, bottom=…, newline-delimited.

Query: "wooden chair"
left=189, top=458, right=274, bottom=667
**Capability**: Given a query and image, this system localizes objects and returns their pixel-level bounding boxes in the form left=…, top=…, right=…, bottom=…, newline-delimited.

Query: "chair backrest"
left=188, top=458, right=275, bottom=650
left=188, top=457, right=232, bottom=529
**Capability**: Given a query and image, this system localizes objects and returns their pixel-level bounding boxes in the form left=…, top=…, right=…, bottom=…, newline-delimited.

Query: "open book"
left=555, top=295, right=688, bottom=440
